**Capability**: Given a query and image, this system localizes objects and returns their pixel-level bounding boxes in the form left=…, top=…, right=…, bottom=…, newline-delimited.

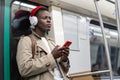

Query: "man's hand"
left=60, top=47, right=69, bottom=62
left=51, top=46, right=69, bottom=60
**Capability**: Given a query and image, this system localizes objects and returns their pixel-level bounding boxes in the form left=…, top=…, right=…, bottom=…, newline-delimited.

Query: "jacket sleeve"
left=16, top=36, right=56, bottom=77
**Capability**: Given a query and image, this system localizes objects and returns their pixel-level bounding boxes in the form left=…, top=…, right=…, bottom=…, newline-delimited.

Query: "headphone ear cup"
left=29, top=16, right=38, bottom=26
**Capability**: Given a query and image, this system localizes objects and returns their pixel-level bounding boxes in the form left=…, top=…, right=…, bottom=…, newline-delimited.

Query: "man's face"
left=36, top=10, right=51, bottom=32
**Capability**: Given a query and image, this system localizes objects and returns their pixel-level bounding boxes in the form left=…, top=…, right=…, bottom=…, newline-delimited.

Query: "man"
left=16, top=6, right=70, bottom=80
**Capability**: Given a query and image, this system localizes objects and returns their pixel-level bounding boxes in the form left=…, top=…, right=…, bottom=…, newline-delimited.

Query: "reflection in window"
left=96, top=45, right=108, bottom=71
left=90, top=42, right=120, bottom=77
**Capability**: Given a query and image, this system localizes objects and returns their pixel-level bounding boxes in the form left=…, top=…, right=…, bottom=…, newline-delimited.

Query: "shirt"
left=41, top=37, right=63, bottom=80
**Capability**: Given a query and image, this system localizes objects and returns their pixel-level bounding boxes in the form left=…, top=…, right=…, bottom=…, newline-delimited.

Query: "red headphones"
left=29, top=6, right=47, bottom=27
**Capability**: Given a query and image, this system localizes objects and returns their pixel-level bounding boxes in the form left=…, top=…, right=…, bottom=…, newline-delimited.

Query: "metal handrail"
left=68, top=70, right=110, bottom=78
left=93, top=0, right=113, bottom=80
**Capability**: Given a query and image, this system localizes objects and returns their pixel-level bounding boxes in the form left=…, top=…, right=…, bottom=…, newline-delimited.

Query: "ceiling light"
left=13, top=1, right=36, bottom=9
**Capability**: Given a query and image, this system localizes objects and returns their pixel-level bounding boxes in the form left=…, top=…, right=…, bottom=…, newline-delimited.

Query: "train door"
left=0, top=0, right=4, bottom=79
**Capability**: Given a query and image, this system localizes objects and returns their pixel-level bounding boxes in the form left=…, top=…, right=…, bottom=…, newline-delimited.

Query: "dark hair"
left=35, top=8, right=48, bottom=16
left=12, top=10, right=31, bottom=36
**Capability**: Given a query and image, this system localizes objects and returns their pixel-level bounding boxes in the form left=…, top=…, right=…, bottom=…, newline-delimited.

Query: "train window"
left=90, top=23, right=120, bottom=77
left=11, top=1, right=36, bottom=20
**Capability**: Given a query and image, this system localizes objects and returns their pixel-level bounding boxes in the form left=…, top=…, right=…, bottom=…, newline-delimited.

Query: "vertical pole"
left=4, top=0, right=11, bottom=80
left=115, top=0, right=120, bottom=73
left=94, top=0, right=113, bottom=80
left=115, top=0, right=120, bottom=46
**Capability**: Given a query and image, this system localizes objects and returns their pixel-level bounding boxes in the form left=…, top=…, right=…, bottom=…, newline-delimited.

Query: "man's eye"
left=42, top=17, right=46, bottom=19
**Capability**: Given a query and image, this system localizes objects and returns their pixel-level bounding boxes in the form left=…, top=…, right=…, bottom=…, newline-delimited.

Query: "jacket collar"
left=32, top=30, right=52, bottom=40
left=32, top=30, right=55, bottom=54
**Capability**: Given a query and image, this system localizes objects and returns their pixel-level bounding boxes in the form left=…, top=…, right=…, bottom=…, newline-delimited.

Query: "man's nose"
left=47, top=18, right=51, bottom=23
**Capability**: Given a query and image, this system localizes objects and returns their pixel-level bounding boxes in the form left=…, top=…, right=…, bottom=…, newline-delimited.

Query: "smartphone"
left=62, top=41, right=72, bottom=47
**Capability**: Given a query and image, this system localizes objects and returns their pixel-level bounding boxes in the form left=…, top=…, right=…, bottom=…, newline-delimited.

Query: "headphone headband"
left=30, top=6, right=46, bottom=16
